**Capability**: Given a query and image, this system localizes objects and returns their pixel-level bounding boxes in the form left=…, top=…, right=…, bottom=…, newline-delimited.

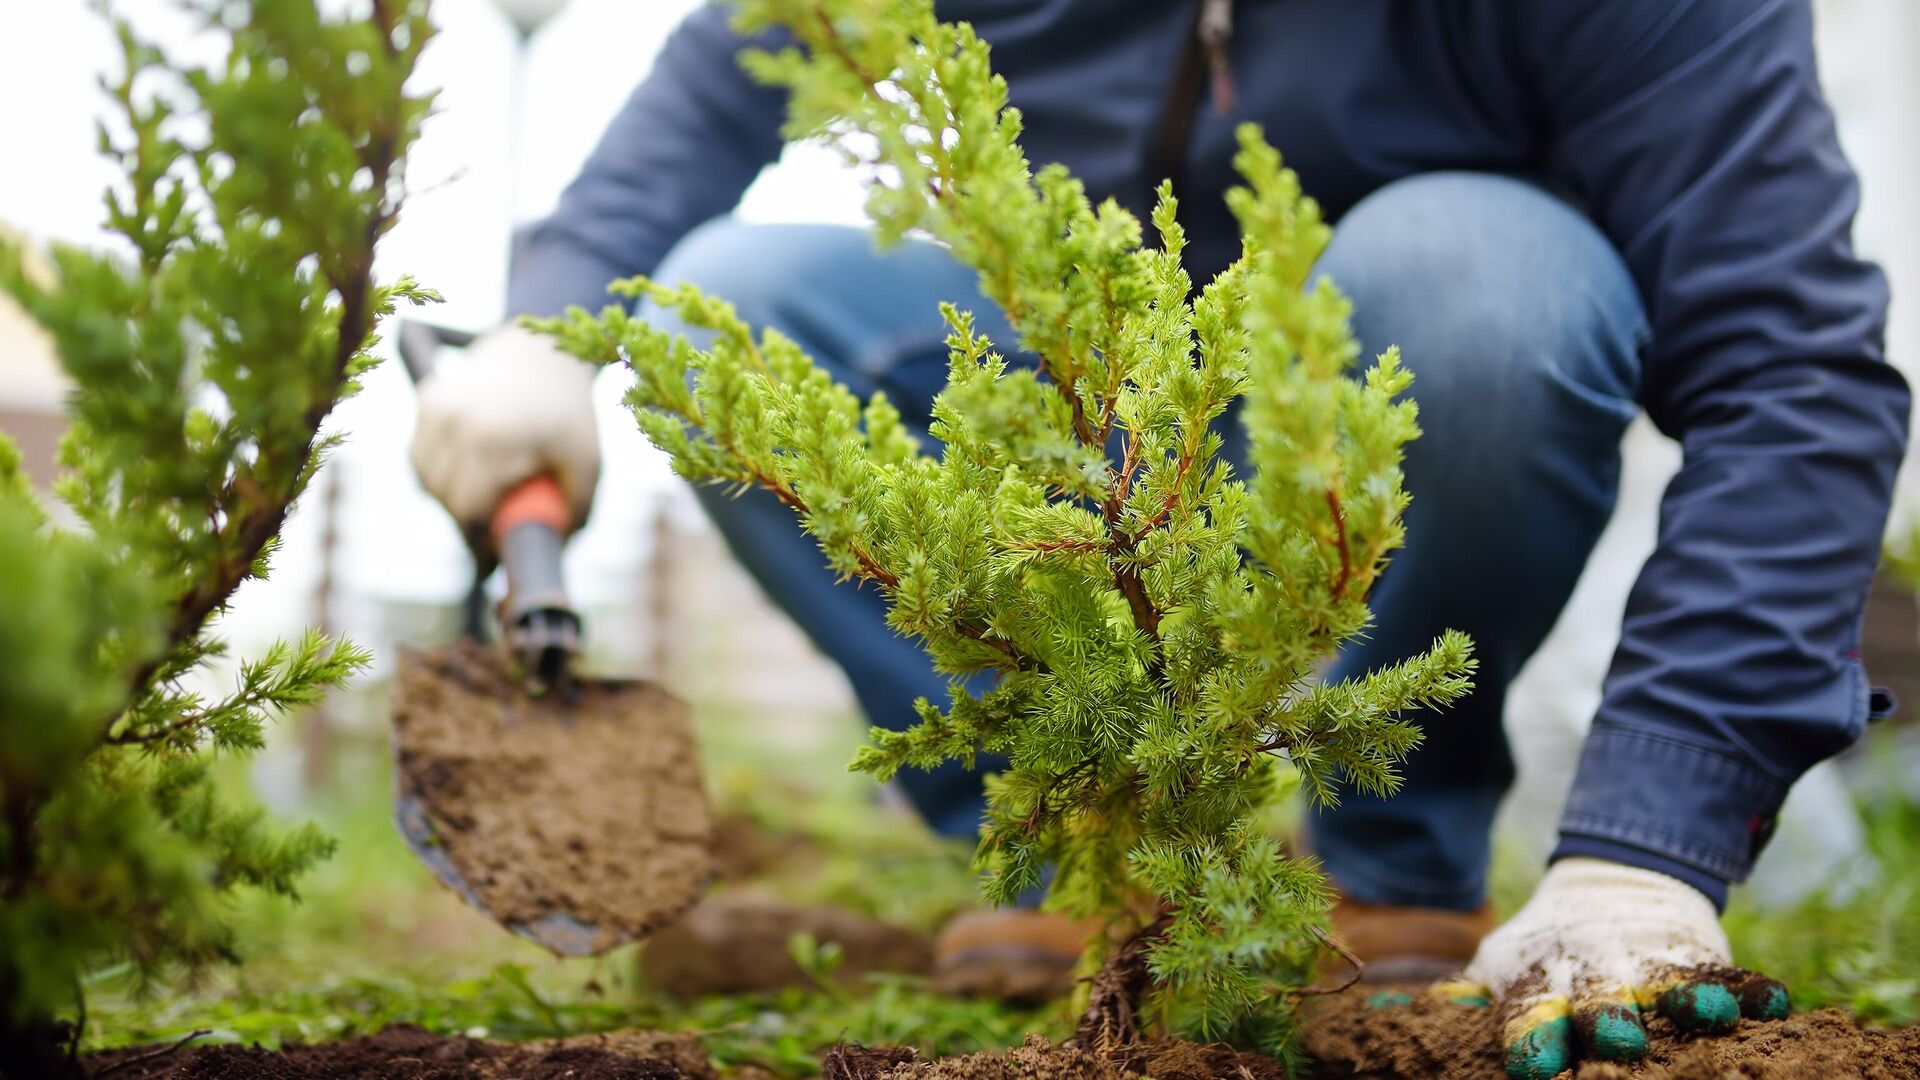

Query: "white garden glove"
left=410, top=324, right=601, bottom=553
left=1438, top=857, right=1788, bottom=1079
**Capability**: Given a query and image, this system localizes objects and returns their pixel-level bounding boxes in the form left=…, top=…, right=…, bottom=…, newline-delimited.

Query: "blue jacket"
left=510, top=0, right=1908, bottom=901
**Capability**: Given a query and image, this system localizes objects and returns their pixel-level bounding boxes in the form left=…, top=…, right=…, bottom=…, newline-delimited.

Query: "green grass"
left=80, top=707, right=1065, bottom=1070
left=88, top=964, right=1064, bottom=1075
left=1721, top=758, right=1920, bottom=1027
left=80, top=703, right=1918, bottom=1070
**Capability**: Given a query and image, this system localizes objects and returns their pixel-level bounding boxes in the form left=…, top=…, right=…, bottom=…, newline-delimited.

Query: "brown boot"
left=932, top=909, right=1097, bottom=1004
left=1328, top=896, right=1496, bottom=984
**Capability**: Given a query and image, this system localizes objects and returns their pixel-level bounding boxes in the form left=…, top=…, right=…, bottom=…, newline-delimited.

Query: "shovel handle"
left=491, top=474, right=570, bottom=552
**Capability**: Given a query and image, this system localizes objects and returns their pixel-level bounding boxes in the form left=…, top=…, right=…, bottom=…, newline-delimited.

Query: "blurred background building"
left=2, top=0, right=1917, bottom=903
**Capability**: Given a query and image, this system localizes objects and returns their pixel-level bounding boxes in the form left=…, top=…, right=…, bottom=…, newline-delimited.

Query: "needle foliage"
left=532, top=0, right=1474, bottom=1057
left=0, top=0, right=433, bottom=1067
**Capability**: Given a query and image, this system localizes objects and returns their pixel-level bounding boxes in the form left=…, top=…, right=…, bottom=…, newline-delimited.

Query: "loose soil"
left=822, top=1035, right=1286, bottom=1080
left=391, top=642, right=714, bottom=955
left=1302, top=989, right=1920, bottom=1079
left=83, top=1004, right=1920, bottom=1080
left=84, top=1025, right=713, bottom=1079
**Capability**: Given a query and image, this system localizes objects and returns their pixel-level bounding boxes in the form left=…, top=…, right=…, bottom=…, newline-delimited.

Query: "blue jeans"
left=643, top=173, right=1648, bottom=911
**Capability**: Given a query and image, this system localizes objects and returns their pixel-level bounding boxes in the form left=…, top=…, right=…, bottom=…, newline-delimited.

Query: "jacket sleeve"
left=506, top=6, right=789, bottom=318
left=1527, top=0, right=1909, bottom=903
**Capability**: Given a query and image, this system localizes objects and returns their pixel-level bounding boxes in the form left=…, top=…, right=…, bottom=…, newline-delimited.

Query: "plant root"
left=1075, top=915, right=1172, bottom=1056
left=822, top=1043, right=921, bottom=1080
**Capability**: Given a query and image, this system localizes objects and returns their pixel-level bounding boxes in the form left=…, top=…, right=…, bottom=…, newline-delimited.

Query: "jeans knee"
left=649, top=218, right=865, bottom=330
left=1318, top=172, right=1647, bottom=416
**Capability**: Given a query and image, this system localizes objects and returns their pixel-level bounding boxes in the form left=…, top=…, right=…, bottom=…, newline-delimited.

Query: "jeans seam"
left=1542, top=360, right=1639, bottom=422
left=1315, top=844, right=1485, bottom=907
left=1557, top=272, right=1649, bottom=407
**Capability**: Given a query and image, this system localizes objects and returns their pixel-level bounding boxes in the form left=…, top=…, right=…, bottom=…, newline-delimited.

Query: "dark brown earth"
left=83, top=1026, right=713, bottom=1079
left=390, top=642, right=715, bottom=953
left=1302, top=990, right=1920, bottom=1079
left=83, top=1003, right=1920, bottom=1080
left=820, top=1034, right=1286, bottom=1080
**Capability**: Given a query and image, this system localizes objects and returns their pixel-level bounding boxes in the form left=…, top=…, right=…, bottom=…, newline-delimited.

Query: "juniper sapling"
left=0, top=1, right=435, bottom=1068
left=531, top=0, right=1475, bottom=1059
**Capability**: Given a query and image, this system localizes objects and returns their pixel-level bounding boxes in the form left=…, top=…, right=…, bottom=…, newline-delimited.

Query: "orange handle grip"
left=490, top=474, right=570, bottom=551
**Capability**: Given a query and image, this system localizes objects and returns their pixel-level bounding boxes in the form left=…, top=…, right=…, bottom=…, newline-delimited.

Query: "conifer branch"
left=0, top=0, right=428, bottom=1041
left=109, top=8, right=414, bottom=737
left=560, top=0, right=1481, bottom=1051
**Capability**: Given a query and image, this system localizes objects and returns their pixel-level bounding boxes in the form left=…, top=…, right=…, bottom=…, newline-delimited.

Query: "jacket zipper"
left=1199, top=0, right=1237, bottom=112
left=1149, top=0, right=1237, bottom=192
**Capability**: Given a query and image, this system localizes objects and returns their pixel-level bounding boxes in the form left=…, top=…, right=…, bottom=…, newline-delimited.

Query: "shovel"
left=389, top=321, right=715, bottom=956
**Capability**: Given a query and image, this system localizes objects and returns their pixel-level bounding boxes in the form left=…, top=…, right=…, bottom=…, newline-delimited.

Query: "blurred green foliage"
left=0, top=0, right=434, bottom=1059
left=1720, top=751, right=1920, bottom=1027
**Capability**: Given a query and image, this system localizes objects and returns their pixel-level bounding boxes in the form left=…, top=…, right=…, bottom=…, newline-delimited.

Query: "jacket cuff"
left=1549, top=836, right=1729, bottom=910
left=1554, top=723, right=1788, bottom=905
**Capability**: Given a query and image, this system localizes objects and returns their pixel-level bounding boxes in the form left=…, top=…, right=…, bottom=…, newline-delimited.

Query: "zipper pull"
left=1199, top=0, right=1236, bottom=112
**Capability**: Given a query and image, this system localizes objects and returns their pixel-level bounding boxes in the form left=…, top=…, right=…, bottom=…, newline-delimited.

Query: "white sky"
left=0, top=0, right=869, bottom=660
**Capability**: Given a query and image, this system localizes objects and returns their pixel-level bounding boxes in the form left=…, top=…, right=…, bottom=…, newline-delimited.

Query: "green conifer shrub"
left=0, top=0, right=433, bottom=1069
left=533, top=0, right=1475, bottom=1060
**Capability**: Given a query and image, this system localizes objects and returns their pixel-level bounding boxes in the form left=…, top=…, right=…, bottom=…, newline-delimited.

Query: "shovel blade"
left=391, top=642, right=714, bottom=956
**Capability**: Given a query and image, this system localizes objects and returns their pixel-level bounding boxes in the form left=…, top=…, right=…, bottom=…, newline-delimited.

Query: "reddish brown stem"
left=1013, top=537, right=1105, bottom=557
left=1324, top=487, right=1351, bottom=599
left=954, top=619, right=1044, bottom=673
left=1293, top=925, right=1366, bottom=997
left=1102, top=431, right=1164, bottom=648
left=92, top=1029, right=212, bottom=1078
left=1129, top=439, right=1202, bottom=544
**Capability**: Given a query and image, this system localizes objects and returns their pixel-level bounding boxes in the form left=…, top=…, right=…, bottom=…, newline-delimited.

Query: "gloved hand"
left=410, top=324, right=601, bottom=552
left=1439, top=857, right=1789, bottom=1080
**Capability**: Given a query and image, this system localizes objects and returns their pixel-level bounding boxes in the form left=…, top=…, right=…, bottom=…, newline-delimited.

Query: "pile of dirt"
left=390, top=642, right=715, bottom=954
left=707, top=813, right=823, bottom=883
left=84, top=1026, right=713, bottom=1080
left=1302, top=990, right=1920, bottom=1079
left=641, top=890, right=933, bottom=996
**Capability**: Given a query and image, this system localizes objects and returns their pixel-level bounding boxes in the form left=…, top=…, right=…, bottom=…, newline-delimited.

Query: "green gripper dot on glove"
left=1657, top=979, right=1741, bottom=1033
left=1737, top=978, right=1791, bottom=1021
left=1581, top=1003, right=1648, bottom=1062
left=1504, top=1014, right=1573, bottom=1080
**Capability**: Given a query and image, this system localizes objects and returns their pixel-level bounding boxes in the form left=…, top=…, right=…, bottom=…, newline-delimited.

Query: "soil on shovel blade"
left=391, top=641, right=714, bottom=951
